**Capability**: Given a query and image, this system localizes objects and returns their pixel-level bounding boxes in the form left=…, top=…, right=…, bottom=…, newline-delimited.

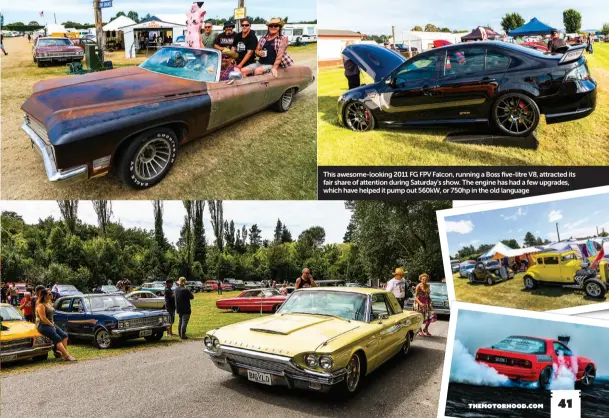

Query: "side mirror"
left=227, top=71, right=243, bottom=85
left=377, top=313, right=389, bottom=323
left=385, top=77, right=393, bottom=86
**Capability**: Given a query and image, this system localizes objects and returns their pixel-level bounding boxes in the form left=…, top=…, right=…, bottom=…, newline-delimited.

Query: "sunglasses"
left=204, top=26, right=212, bottom=28
left=242, top=24, right=250, bottom=27
left=268, top=24, right=280, bottom=28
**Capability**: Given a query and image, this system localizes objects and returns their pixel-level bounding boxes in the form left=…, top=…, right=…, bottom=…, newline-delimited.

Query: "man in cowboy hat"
left=386, top=267, right=407, bottom=308
left=214, top=21, right=237, bottom=51
left=249, top=17, right=294, bottom=78
left=219, top=48, right=239, bottom=81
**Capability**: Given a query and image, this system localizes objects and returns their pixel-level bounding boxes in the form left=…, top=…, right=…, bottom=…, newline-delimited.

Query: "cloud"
left=446, top=220, right=475, bottom=234
left=500, top=207, right=527, bottom=221
left=564, top=218, right=589, bottom=230
left=548, top=210, right=563, bottom=222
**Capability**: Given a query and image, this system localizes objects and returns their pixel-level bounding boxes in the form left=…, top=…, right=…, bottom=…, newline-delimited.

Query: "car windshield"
left=263, top=289, right=281, bottom=297
left=140, top=47, right=219, bottom=82
left=102, top=285, right=119, bottom=292
left=0, top=305, right=24, bottom=321
left=58, top=285, right=77, bottom=291
left=430, top=283, right=447, bottom=297
left=493, top=336, right=546, bottom=354
left=279, top=290, right=368, bottom=322
left=88, top=295, right=133, bottom=311
left=38, top=38, right=73, bottom=47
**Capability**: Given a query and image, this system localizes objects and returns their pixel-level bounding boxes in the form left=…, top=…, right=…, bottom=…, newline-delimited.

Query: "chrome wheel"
left=494, top=95, right=537, bottom=135
left=524, top=277, right=535, bottom=289
left=486, top=277, right=494, bottom=286
left=134, top=137, right=172, bottom=181
left=345, top=354, right=361, bottom=392
left=581, top=365, right=596, bottom=386
left=345, top=102, right=373, bottom=131
left=281, top=89, right=294, bottom=109
left=96, top=329, right=111, bottom=349
left=586, top=282, right=602, bottom=297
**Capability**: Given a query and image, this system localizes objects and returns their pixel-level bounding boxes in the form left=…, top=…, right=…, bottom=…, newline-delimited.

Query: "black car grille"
left=24, top=114, right=50, bottom=144
left=124, top=316, right=162, bottom=328
left=0, top=338, right=34, bottom=352
left=226, top=352, right=307, bottom=377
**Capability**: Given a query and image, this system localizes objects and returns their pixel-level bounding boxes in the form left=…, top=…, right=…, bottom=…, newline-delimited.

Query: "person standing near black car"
left=164, top=279, right=176, bottom=337
left=175, top=277, right=194, bottom=339
left=234, top=18, right=258, bottom=76
left=343, top=41, right=360, bottom=90
left=547, top=29, right=566, bottom=53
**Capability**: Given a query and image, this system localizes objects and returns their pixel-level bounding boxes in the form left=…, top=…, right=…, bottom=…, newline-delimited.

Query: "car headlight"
left=319, top=355, right=334, bottom=370
left=305, top=353, right=318, bottom=367
left=118, top=321, right=125, bottom=329
left=212, top=338, right=219, bottom=349
left=35, top=336, right=51, bottom=346
left=204, top=336, right=219, bottom=350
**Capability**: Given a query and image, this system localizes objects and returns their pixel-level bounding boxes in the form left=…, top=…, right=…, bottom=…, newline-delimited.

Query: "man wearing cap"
left=234, top=18, right=258, bottom=76
left=386, top=268, right=407, bottom=308
left=250, top=18, right=294, bottom=78
left=219, top=48, right=239, bottom=81
left=201, top=21, right=215, bottom=49
left=547, top=29, right=566, bottom=53
left=214, top=21, right=237, bottom=51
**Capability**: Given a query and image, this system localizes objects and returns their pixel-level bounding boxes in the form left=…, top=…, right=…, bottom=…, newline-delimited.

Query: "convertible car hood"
left=213, top=314, right=361, bottom=357
left=342, top=44, right=407, bottom=82
left=22, top=66, right=207, bottom=126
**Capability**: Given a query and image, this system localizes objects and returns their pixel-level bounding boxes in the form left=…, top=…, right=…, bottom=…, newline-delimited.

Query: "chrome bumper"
left=0, top=344, right=53, bottom=362
left=205, top=345, right=348, bottom=392
left=21, top=122, right=88, bottom=184
left=112, top=324, right=169, bottom=336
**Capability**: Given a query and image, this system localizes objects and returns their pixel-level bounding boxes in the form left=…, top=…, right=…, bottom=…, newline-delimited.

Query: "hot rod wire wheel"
left=345, top=102, right=375, bottom=132
left=117, top=127, right=178, bottom=189
left=579, top=365, right=596, bottom=387
left=584, top=278, right=606, bottom=298
left=274, top=88, right=295, bottom=112
left=344, top=353, right=361, bottom=393
left=94, top=328, right=113, bottom=349
left=492, top=93, right=539, bottom=137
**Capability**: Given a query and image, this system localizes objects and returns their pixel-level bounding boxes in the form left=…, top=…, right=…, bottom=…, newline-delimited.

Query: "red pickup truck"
left=205, top=281, right=234, bottom=291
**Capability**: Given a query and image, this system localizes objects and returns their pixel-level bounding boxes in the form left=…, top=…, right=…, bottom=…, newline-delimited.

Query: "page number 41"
left=551, top=390, right=581, bottom=418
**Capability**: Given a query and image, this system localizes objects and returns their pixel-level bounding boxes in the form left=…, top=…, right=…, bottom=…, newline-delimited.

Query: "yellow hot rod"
left=203, top=287, right=423, bottom=396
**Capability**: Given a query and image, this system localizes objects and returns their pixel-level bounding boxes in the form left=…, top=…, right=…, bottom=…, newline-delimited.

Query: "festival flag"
left=591, top=245, right=605, bottom=269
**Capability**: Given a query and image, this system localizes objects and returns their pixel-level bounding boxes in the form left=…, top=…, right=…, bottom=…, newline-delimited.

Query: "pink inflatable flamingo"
left=186, top=2, right=206, bottom=48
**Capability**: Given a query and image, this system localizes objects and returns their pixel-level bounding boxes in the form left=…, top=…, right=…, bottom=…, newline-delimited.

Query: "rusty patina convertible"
left=21, top=46, right=314, bottom=188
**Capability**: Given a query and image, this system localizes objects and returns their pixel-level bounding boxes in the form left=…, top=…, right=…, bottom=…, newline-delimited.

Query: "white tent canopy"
left=46, top=23, right=66, bottom=34
left=103, top=16, right=137, bottom=32
left=481, top=242, right=541, bottom=259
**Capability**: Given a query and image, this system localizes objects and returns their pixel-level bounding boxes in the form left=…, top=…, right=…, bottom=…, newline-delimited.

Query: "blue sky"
left=444, top=193, right=609, bottom=255
left=319, top=0, right=606, bottom=35
left=2, top=0, right=316, bottom=25
left=454, top=309, right=609, bottom=377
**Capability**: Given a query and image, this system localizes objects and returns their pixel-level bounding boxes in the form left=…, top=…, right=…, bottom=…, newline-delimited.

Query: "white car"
left=126, top=291, right=166, bottom=310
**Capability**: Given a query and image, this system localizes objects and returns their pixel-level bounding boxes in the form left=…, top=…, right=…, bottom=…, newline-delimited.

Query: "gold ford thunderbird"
left=204, top=287, right=423, bottom=396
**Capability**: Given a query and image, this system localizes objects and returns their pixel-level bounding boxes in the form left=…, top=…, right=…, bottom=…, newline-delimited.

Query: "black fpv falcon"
left=338, top=42, right=596, bottom=137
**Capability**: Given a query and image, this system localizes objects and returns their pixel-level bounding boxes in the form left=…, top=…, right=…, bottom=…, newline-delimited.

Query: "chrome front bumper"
left=0, top=344, right=53, bottom=363
left=205, top=345, right=348, bottom=392
left=21, top=122, right=88, bottom=184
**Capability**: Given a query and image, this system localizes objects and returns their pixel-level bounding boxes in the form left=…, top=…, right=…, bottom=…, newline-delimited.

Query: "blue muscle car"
left=53, top=294, right=170, bottom=349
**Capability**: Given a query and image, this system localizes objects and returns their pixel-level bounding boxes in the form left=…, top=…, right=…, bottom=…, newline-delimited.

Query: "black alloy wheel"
left=492, top=93, right=540, bottom=137
left=344, top=102, right=375, bottom=132
left=538, top=366, right=552, bottom=390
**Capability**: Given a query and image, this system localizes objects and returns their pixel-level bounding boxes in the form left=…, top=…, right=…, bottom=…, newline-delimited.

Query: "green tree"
left=192, top=201, right=206, bottom=274
left=127, top=11, right=139, bottom=23
left=343, top=216, right=356, bottom=243
left=501, top=239, right=520, bottom=250
left=152, top=201, right=168, bottom=251
left=92, top=200, right=112, bottom=238
left=273, top=219, right=283, bottom=243
left=563, top=9, right=582, bottom=33
left=208, top=200, right=224, bottom=251
left=523, top=232, right=537, bottom=247
left=500, top=12, right=525, bottom=32
left=28, top=21, right=39, bottom=26
left=57, top=200, right=78, bottom=234
left=249, top=224, right=262, bottom=251
left=601, top=23, right=609, bottom=37
left=411, top=25, right=423, bottom=31
left=281, top=225, right=292, bottom=243
left=223, top=220, right=236, bottom=249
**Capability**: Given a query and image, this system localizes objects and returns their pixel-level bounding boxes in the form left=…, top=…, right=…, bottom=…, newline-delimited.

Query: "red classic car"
left=216, top=288, right=287, bottom=313
left=72, top=38, right=98, bottom=50
left=476, top=335, right=596, bottom=389
left=32, top=37, right=84, bottom=67
left=205, top=281, right=234, bottom=291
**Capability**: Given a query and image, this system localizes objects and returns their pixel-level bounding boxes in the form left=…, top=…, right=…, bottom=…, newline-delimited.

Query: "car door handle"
left=481, top=77, right=496, bottom=82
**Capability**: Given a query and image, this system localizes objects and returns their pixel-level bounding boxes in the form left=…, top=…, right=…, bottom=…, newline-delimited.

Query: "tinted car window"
left=553, top=342, right=573, bottom=356
left=395, top=51, right=443, bottom=86
left=445, top=48, right=485, bottom=76
left=486, top=50, right=510, bottom=70
left=544, top=256, right=559, bottom=265
left=57, top=299, right=72, bottom=312
left=72, top=298, right=84, bottom=312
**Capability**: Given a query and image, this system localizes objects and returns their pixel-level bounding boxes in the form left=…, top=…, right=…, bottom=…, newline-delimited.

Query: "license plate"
left=1, top=355, right=18, bottom=362
left=247, top=369, right=272, bottom=385
left=495, top=357, right=507, bottom=363
left=139, top=330, right=153, bottom=337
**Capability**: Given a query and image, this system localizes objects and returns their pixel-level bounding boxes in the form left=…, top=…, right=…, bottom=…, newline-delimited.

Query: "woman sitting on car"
left=246, top=18, right=293, bottom=78
left=35, top=289, right=76, bottom=361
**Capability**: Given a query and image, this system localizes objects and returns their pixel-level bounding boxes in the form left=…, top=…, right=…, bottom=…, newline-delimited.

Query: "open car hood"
left=342, top=44, right=407, bottom=82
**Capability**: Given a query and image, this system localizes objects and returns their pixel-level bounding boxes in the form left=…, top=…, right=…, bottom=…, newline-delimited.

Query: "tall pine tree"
left=193, top=201, right=206, bottom=273
left=273, top=219, right=283, bottom=243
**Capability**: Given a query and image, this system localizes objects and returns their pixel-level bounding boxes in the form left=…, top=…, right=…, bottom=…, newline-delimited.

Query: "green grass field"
left=452, top=272, right=606, bottom=311
left=0, top=291, right=266, bottom=375
left=318, top=43, right=609, bottom=166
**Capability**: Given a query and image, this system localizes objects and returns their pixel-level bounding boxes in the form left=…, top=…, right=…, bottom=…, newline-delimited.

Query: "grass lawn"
left=1, top=39, right=317, bottom=200
left=0, top=291, right=266, bottom=375
left=452, top=272, right=606, bottom=311
left=318, top=43, right=609, bottom=166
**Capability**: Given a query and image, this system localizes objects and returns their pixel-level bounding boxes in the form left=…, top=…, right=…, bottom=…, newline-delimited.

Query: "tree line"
left=1, top=201, right=450, bottom=290
left=455, top=232, right=555, bottom=260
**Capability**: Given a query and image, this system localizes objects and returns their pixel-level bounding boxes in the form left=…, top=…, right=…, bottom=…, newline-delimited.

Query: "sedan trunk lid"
left=342, top=44, right=407, bottom=82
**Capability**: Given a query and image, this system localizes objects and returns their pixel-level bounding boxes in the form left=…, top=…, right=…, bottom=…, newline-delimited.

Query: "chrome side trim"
left=21, top=122, right=89, bottom=184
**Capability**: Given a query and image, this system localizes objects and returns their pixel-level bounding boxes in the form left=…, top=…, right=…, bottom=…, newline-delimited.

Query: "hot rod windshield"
left=140, top=47, right=220, bottom=82
left=279, top=290, right=368, bottom=322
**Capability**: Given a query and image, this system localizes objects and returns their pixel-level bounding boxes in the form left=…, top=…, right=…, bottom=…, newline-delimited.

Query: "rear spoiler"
left=558, top=44, right=586, bottom=64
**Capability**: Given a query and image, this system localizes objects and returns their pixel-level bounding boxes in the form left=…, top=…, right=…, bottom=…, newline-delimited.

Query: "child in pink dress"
left=186, top=2, right=206, bottom=48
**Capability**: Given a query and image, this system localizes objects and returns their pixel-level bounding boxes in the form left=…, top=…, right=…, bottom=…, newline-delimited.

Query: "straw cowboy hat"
left=394, top=268, right=405, bottom=276
left=221, top=48, right=238, bottom=59
left=266, top=18, right=286, bottom=28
